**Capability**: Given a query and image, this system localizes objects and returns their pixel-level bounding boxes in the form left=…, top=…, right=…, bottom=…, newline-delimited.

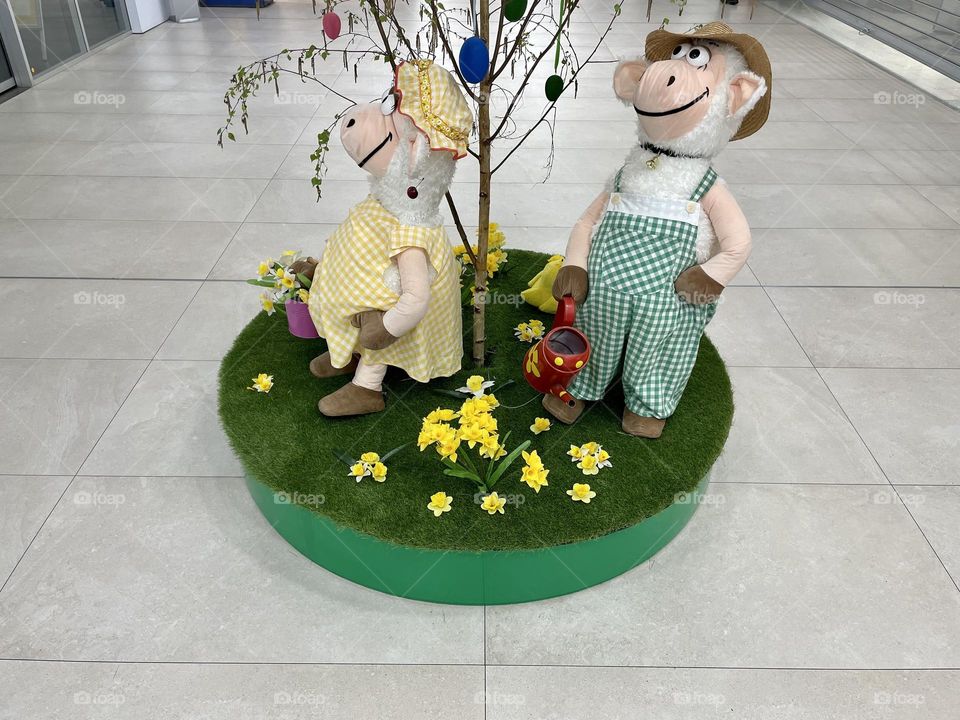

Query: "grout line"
left=0, top=657, right=958, bottom=671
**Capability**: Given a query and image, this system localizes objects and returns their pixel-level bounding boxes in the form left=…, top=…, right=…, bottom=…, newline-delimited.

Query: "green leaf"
left=440, top=458, right=480, bottom=482
left=380, top=443, right=409, bottom=463
left=227, top=131, right=235, bottom=141
left=487, top=439, right=532, bottom=489
left=296, top=272, right=313, bottom=288
left=331, top=449, right=356, bottom=467
left=246, top=279, right=277, bottom=287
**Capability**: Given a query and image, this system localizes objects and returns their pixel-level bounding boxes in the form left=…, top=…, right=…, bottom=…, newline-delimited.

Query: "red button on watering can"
left=522, top=295, right=590, bottom=407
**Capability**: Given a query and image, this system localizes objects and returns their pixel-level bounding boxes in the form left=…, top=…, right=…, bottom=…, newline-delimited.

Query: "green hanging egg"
left=504, top=0, right=527, bottom=22
left=544, top=74, right=564, bottom=102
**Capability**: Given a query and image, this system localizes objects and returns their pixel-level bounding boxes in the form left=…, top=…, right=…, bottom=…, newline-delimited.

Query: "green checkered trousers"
left=569, top=167, right=719, bottom=420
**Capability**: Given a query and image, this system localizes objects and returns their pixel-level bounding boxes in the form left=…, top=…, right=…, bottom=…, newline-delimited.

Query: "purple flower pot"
left=285, top=300, right=319, bottom=339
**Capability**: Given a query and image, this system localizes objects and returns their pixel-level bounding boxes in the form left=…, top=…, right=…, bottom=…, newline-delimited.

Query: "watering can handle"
left=554, top=295, right=576, bottom=328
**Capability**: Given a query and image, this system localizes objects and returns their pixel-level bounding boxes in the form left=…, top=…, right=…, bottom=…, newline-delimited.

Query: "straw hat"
left=395, top=60, right=473, bottom=159
left=644, top=22, right=772, bottom=141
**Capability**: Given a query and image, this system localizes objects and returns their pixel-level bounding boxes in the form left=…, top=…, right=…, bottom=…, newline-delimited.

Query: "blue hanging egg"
left=459, top=37, right=490, bottom=84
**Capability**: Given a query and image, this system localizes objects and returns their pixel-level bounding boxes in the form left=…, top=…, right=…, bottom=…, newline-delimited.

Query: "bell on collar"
left=646, top=155, right=660, bottom=170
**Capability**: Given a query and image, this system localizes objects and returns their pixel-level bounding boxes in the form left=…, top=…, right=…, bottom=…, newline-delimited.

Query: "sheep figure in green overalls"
left=542, top=22, right=772, bottom=438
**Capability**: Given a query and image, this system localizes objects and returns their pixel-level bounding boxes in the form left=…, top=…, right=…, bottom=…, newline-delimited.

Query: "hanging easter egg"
left=544, top=74, right=564, bottom=102
left=322, top=12, right=342, bottom=41
left=504, top=0, right=527, bottom=22
left=459, top=37, right=490, bottom=84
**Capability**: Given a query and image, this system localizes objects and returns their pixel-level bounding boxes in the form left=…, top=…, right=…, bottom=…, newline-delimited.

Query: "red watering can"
left=522, top=295, right=591, bottom=407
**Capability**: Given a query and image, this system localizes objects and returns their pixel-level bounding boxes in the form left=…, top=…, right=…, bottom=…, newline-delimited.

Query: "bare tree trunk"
left=472, top=0, right=492, bottom=367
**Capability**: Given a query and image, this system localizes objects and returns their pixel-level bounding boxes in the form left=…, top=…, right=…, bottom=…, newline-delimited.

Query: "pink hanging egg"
left=322, top=12, right=342, bottom=41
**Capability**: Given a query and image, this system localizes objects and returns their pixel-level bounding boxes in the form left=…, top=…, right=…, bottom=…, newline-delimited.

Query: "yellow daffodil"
left=529, top=319, right=545, bottom=335
left=481, top=492, right=506, bottom=515
left=437, top=436, right=461, bottom=463
left=458, top=421, right=486, bottom=449
left=426, top=408, right=458, bottom=423
left=247, top=373, right=273, bottom=393
left=581, top=441, right=600, bottom=455
left=371, top=462, right=388, bottom=482
left=596, top=448, right=612, bottom=469
left=349, top=462, right=368, bottom=481
left=577, top=454, right=599, bottom=475
left=521, top=465, right=549, bottom=493
left=428, top=491, right=453, bottom=517
left=478, top=435, right=506, bottom=460
left=458, top=374, right=495, bottom=398
left=257, top=260, right=271, bottom=278
left=530, top=417, right=551, bottom=434
left=259, top=292, right=276, bottom=316
left=514, top=323, right=536, bottom=343
left=522, top=449, right=544, bottom=471
left=279, top=249, right=299, bottom=263
left=487, top=222, right=506, bottom=249
left=277, top=268, right=296, bottom=290
left=360, top=451, right=380, bottom=464
left=567, top=483, right=597, bottom=503
left=297, top=288, right=310, bottom=303
left=567, top=444, right=583, bottom=460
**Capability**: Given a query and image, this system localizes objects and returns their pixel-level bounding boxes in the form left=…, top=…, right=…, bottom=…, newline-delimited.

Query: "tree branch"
left=489, top=0, right=581, bottom=141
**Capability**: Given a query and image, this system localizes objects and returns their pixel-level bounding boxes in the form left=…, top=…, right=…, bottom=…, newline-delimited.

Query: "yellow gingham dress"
left=308, top=196, right=463, bottom=382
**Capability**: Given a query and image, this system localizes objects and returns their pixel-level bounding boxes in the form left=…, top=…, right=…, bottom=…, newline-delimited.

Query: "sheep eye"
left=671, top=43, right=692, bottom=59
left=380, top=90, right=397, bottom=115
left=686, top=46, right=711, bottom=67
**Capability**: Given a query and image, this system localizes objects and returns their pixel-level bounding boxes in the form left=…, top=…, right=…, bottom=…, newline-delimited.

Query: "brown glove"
left=675, top=265, right=724, bottom=305
left=552, top=265, right=589, bottom=304
left=289, top=256, right=319, bottom=282
left=351, top=310, right=398, bottom=350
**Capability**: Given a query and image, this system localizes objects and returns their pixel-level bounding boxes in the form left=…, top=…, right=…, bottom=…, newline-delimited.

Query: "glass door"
left=0, top=36, right=15, bottom=92
left=75, top=0, right=127, bottom=49
left=11, top=0, right=85, bottom=75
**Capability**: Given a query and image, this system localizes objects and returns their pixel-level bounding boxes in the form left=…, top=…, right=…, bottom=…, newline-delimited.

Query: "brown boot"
left=542, top=393, right=585, bottom=425
left=309, top=352, right=359, bottom=379
left=622, top=409, right=665, bottom=439
left=318, top=383, right=385, bottom=417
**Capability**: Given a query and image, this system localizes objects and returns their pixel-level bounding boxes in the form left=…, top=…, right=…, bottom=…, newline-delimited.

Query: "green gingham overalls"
left=568, top=166, right=719, bottom=419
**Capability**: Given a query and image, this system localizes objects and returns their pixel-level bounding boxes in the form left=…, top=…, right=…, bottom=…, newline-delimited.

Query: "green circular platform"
left=219, top=249, right=734, bottom=605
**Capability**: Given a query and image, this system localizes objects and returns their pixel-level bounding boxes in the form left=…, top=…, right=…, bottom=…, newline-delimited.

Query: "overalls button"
left=686, top=201, right=697, bottom=214
left=611, top=194, right=621, bottom=205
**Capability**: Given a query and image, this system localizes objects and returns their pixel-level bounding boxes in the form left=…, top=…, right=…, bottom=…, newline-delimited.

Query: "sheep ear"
left=728, top=71, right=766, bottom=121
left=613, top=59, right=647, bottom=103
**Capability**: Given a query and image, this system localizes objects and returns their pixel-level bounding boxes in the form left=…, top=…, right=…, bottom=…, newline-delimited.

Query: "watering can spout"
left=552, top=385, right=577, bottom=407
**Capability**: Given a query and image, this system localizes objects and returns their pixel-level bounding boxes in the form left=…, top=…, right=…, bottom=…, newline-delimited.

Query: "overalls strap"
left=689, top=167, right=718, bottom=202
left=613, top=167, right=625, bottom=193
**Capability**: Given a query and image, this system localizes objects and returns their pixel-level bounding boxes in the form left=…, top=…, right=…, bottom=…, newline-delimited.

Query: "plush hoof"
left=318, top=383, right=385, bottom=417
left=622, top=410, right=665, bottom=439
left=309, top=352, right=359, bottom=379
left=542, top=393, right=585, bottom=425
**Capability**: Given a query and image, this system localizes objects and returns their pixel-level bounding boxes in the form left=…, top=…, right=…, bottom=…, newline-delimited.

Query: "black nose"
left=666, top=75, right=676, bottom=87
left=346, top=118, right=356, bottom=128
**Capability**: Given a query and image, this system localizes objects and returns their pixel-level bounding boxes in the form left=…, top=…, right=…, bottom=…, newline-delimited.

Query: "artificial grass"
left=218, top=249, right=733, bottom=552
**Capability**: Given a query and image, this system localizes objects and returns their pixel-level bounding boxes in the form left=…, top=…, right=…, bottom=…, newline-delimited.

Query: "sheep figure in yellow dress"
left=294, top=60, right=472, bottom=416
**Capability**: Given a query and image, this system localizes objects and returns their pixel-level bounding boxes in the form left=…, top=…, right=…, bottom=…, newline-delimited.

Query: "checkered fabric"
left=308, top=196, right=462, bottom=382
left=568, top=168, right=718, bottom=419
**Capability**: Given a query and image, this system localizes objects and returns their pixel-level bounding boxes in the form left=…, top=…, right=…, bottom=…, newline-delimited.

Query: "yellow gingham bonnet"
left=395, top=60, right=473, bottom=160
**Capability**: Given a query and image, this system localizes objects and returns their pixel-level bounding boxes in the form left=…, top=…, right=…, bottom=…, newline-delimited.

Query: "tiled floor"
left=1, top=0, right=959, bottom=717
